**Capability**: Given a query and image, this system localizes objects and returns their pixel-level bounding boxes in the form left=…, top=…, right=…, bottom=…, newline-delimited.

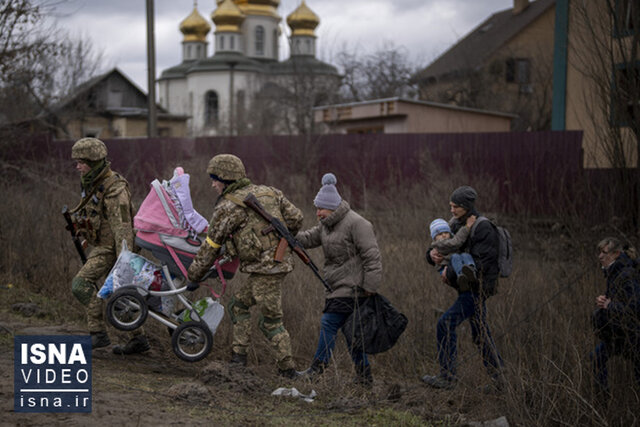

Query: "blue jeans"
left=313, top=312, right=369, bottom=369
left=449, top=253, right=475, bottom=276
left=436, top=292, right=503, bottom=379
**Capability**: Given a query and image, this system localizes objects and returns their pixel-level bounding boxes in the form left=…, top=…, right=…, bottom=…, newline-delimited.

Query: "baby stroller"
left=99, top=167, right=239, bottom=362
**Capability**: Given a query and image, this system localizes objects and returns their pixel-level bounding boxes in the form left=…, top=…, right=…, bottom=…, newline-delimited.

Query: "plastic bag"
left=180, top=297, right=225, bottom=334
left=97, top=241, right=164, bottom=299
left=341, top=294, right=408, bottom=354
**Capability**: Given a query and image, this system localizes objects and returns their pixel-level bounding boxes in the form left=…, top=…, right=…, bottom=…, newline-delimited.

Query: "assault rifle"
left=243, top=193, right=332, bottom=292
left=62, top=205, right=87, bottom=264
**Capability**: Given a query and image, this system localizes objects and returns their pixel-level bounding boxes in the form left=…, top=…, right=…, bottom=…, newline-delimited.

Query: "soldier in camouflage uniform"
left=187, top=154, right=303, bottom=378
left=69, top=138, right=150, bottom=354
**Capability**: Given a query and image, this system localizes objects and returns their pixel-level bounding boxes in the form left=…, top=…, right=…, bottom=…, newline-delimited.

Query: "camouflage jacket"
left=70, top=166, right=135, bottom=258
left=188, top=183, right=303, bottom=281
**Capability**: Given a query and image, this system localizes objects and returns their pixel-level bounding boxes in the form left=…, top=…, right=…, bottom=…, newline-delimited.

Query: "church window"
left=205, top=91, right=219, bottom=125
left=196, top=45, right=202, bottom=58
left=273, top=29, right=278, bottom=58
left=187, top=45, right=192, bottom=59
left=230, top=35, right=235, bottom=50
left=305, top=39, right=311, bottom=54
left=220, top=35, right=225, bottom=50
left=255, top=26, right=264, bottom=55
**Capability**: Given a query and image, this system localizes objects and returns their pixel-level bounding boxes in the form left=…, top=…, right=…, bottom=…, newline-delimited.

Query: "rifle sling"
left=224, top=194, right=246, bottom=208
left=70, top=169, right=121, bottom=214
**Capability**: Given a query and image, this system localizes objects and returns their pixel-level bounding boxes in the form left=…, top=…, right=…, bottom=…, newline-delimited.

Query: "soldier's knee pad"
left=227, top=296, right=250, bottom=325
left=259, top=315, right=285, bottom=339
left=71, top=277, right=95, bottom=306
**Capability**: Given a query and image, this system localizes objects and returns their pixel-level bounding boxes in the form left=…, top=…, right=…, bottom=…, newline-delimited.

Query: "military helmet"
left=71, top=137, right=108, bottom=161
left=207, top=154, right=246, bottom=181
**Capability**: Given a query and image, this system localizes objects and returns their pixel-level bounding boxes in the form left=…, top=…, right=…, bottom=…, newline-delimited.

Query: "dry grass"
left=1, top=153, right=639, bottom=426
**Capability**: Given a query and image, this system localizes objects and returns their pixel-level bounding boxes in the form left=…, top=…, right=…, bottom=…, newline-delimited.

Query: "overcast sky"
left=47, top=0, right=517, bottom=92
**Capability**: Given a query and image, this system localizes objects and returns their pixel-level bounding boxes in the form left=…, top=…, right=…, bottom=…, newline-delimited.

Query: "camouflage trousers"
left=228, top=273, right=294, bottom=370
left=71, top=249, right=142, bottom=337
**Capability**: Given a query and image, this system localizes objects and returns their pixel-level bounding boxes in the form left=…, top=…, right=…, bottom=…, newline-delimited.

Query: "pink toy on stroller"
left=103, top=167, right=238, bottom=362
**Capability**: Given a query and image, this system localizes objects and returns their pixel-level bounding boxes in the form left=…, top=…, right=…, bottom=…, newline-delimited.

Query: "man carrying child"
left=422, top=186, right=505, bottom=391
left=428, top=217, right=478, bottom=292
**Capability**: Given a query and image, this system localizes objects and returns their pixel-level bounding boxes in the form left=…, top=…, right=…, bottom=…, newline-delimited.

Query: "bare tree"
left=0, top=1, right=105, bottom=141
left=240, top=56, right=341, bottom=137
left=0, top=1, right=59, bottom=126
left=571, top=0, right=640, bottom=228
left=336, top=41, right=420, bottom=102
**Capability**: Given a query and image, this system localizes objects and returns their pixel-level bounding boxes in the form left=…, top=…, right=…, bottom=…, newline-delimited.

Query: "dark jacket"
left=427, top=209, right=499, bottom=296
left=601, top=252, right=640, bottom=338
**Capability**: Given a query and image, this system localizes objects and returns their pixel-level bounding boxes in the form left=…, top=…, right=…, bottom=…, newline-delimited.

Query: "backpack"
left=471, top=216, right=513, bottom=278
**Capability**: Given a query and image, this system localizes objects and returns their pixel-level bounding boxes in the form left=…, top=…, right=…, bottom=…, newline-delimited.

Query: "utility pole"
left=228, top=61, right=237, bottom=136
left=146, top=0, right=158, bottom=137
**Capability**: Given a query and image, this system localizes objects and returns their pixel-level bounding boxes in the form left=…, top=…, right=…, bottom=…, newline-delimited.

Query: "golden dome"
left=180, top=7, right=211, bottom=42
left=217, top=0, right=279, bottom=19
left=216, top=0, right=248, bottom=5
left=248, top=0, right=279, bottom=7
left=287, top=1, right=319, bottom=37
left=212, top=0, right=246, bottom=33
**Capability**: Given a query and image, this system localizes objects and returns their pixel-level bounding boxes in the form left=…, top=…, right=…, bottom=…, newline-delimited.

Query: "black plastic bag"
left=342, top=294, right=408, bottom=354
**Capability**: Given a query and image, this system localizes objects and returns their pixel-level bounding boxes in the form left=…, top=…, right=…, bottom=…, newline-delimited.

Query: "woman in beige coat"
left=296, top=173, right=382, bottom=386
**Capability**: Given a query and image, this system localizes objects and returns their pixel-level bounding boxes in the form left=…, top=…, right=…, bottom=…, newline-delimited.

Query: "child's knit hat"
left=314, top=173, right=342, bottom=210
left=429, top=218, right=451, bottom=239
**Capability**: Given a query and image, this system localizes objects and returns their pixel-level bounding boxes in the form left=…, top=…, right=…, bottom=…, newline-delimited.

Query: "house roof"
left=268, top=55, right=339, bottom=76
left=53, top=67, right=160, bottom=112
left=313, top=97, right=517, bottom=119
left=417, top=0, right=555, bottom=81
left=159, top=51, right=339, bottom=80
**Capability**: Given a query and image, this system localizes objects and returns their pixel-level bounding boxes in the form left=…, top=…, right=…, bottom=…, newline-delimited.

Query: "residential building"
left=414, top=0, right=555, bottom=132
left=314, top=98, right=514, bottom=134
left=36, top=68, right=188, bottom=139
left=553, top=0, right=639, bottom=168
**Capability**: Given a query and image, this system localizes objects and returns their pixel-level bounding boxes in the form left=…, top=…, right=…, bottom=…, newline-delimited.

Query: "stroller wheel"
left=171, top=321, right=213, bottom=362
left=106, top=286, right=148, bottom=331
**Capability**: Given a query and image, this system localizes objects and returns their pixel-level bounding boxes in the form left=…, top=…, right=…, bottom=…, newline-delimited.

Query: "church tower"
left=179, top=2, right=211, bottom=62
left=225, top=0, right=281, bottom=61
left=212, top=0, right=245, bottom=54
left=286, top=1, right=319, bottom=57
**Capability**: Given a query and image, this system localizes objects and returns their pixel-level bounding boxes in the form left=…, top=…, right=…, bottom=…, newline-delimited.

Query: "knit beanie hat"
left=450, top=185, right=477, bottom=211
left=429, top=218, right=451, bottom=239
left=313, top=173, right=342, bottom=210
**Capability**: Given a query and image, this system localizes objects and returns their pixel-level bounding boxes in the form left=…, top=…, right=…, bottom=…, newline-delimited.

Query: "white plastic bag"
left=98, top=241, right=163, bottom=299
left=180, top=297, right=225, bottom=334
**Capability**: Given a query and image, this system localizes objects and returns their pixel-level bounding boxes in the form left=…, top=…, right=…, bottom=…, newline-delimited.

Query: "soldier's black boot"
left=230, top=352, right=248, bottom=366
left=91, top=331, right=110, bottom=349
left=112, top=335, right=150, bottom=355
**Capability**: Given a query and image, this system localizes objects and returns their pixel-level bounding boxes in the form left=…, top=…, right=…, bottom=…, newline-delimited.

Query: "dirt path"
left=0, top=315, right=430, bottom=426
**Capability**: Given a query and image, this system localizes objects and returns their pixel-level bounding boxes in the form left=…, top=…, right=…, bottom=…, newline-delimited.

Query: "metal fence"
left=8, top=131, right=606, bottom=217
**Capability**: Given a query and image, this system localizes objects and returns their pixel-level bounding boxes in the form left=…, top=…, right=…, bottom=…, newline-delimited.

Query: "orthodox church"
left=158, top=0, right=340, bottom=136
